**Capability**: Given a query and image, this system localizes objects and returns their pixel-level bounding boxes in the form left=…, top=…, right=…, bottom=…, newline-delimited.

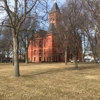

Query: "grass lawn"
left=0, top=62, right=100, bottom=100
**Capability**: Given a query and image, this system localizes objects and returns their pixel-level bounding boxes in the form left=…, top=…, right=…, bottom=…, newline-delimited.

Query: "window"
left=34, top=50, right=36, bottom=55
left=34, top=41, right=36, bottom=47
left=39, top=49, right=42, bottom=55
left=47, top=57, right=48, bottom=62
left=44, top=41, right=46, bottom=47
left=48, top=49, right=50, bottom=54
left=34, top=57, right=36, bottom=61
left=39, top=57, right=41, bottom=62
left=49, top=57, right=51, bottom=61
left=39, top=41, right=42, bottom=47
left=44, top=49, right=46, bottom=55
left=44, top=57, right=45, bottom=61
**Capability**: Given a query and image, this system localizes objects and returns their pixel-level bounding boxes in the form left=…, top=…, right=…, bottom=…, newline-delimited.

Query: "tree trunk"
left=25, top=48, right=28, bottom=64
left=74, top=55, right=78, bottom=69
left=13, top=34, right=20, bottom=77
left=97, top=45, right=100, bottom=64
left=97, top=42, right=100, bottom=64
left=1, top=57, right=2, bottom=63
left=65, top=48, right=67, bottom=65
left=82, top=52, right=84, bottom=63
left=93, top=53, right=96, bottom=63
left=98, top=51, right=100, bottom=65
left=12, top=51, right=14, bottom=66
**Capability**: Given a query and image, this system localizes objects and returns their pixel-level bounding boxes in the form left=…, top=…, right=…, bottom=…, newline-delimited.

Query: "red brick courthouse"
left=28, top=2, right=82, bottom=63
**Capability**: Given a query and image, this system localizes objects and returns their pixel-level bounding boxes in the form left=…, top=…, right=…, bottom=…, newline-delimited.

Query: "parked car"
left=85, top=59, right=91, bottom=62
left=70, top=60, right=74, bottom=63
left=95, top=59, right=99, bottom=63
left=2, top=58, right=11, bottom=63
left=10, top=59, right=25, bottom=63
left=70, top=59, right=79, bottom=63
left=19, top=59, right=25, bottom=62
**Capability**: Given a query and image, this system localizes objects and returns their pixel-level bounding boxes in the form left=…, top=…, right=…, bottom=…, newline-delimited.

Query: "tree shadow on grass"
left=22, top=68, right=67, bottom=78
left=77, top=64, right=100, bottom=70
left=22, top=64, right=100, bottom=78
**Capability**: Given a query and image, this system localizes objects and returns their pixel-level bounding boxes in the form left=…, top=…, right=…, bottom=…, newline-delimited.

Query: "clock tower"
left=49, top=1, right=61, bottom=27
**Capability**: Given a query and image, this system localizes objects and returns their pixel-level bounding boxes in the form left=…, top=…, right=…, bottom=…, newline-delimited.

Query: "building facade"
left=28, top=2, right=82, bottom=63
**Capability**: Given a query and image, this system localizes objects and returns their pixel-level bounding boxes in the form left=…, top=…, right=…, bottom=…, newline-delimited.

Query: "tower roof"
left=48, top=23, right=56, bottom=33
left=50, top=2, right=60, bottom=13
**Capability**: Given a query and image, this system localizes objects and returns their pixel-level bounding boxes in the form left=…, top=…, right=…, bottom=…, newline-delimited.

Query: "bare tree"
left=59, top=0, right=84, bottom=69
left=55, top=24, right=69, bottom=65
left=0, top=27, right=12, bottom=59
left=19, top=17, right=38, bottom=64
left=0, top=0, right=48, bottom=77
left=82, top=0, right=100, bottom=63
left=88, top=0, right=100, bottom=63
left=58, top=0, right=100, bottom=66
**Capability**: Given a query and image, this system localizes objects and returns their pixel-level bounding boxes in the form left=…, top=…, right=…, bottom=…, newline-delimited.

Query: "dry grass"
left=0, top=62, right=100, bottom=100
